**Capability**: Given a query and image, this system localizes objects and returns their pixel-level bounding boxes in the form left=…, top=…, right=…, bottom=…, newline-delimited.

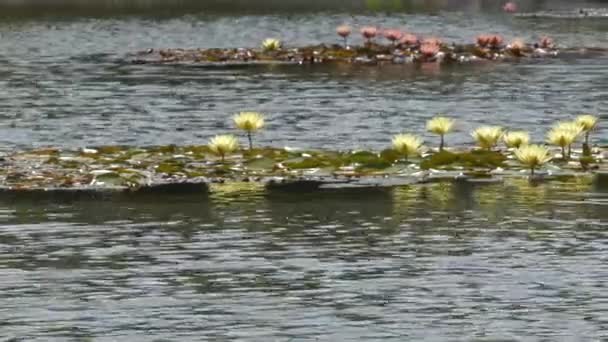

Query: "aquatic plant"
left=476, top=35, right=491, bottom=48
left=392, top=134, right=423, bottom=161
left=234, top=112, right=265, bottom=150
left=575, top=114, right=598, bottom=146
left=399, top=33, right=419, bottom=46
left=471, top=126, right=504, bottom=150
left=262, top=38, right=281, bottom=51
left=419, top=37, right=442, bottom=59
left=420, top=43, right=440, bottom=58
left=336, top=25, right=351, bottom=47
left=477, top=34, right=504, bottom=49
left=420, top=44, right=439, bottom=58
left=489, top=35, right=504, bottom=49
left=209, top=134, right=239, bottom=162
left=383, top=29, right=403, bottom=45
left=503, top=131, right=530, bottom=148
left=507, top=39, right=525, bottom=55
left=514, top=144, right=552, bottom=175
left=361, top=26, right=378, bottom=43
left=503, top=2, right=518, bottom=13
left=426, top=116, right=455, bottom=151
left=547, top=122, right=582, bottom=160
left=539, top=36, right=554, bottom=49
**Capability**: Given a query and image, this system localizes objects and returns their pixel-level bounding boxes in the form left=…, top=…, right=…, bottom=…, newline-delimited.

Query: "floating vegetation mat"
left=515, top=8, right=608, bottom=19
left=0, top=145, right=606, bottom=196
left=128, top=36, right=608, bottom=68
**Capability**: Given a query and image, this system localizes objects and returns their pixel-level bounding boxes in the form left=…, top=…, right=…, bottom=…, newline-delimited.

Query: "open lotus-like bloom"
left=383, top=29, right=403, bottom=44
left=336, top=25, right=351, bottom=47
left=361, top=26, right=378, bottom=42
left=234, top=111, right=265, bottom=132
left=426, top=116, right=455, bottom=150
left=503, top=131, right=530, bottom=148
left=337, top=25, right=351, bottom=38
left=392, top=133, right=424, bottom=160
left=476, top=35, right=491, bottom=47
left=399, top=33, right=419, bottom=46
left=508, top=39, right=526, bottom=55
left=515, top=144, right=552, bottom=175
left=489, top=35, right=504, bottom=48
left=554, top=121, right=584, bottom=136
left=420, top=43, right=439, bottom=58
left=209, top=134, right=239, bottom=161
left=539, top=36, right=554, bottom=49
left=471, top=126, right=504, bottom=150
left=576, top=114, right=598, bottom=132
left=419, top=37, right=442, bottom=59
left=234, top=111, right=265, bottom=149
left=503, top=2, right=518, bottom=13
left=576, top=114, right=599, bottom=145
left=262, top=38, right=281, bottom=51
left=547, top=123, right=581, bottom=160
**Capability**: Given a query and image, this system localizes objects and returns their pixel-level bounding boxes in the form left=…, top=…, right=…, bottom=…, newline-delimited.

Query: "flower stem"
left=439, top=135, right=444, bottom=151
left=247, top=132, right=253, bottom=150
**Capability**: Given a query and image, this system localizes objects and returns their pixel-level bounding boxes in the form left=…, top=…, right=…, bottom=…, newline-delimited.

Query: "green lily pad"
left=283, top=157, right=327, bottom=169
left=156, top=161, right=186, bottom=174
left=246, top=157, right=277, bottom=171
left=421, top=150, right=506, bottom=170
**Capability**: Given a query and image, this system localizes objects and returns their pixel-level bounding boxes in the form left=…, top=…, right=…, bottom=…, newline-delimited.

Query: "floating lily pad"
left=96, top=146, right=126, bottom=155
left=246, top=157, right=277, bottom=171
left=283, top=157, right=328, bottom=170
left=155, top=161, right=186, bottom=174
left=421, top=150, right=506, bottom=170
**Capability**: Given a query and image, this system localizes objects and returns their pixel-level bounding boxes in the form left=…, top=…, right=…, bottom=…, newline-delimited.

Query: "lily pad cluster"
left=130, top=32, right=567, bottom=66
left=0, top=142, right=605, bottom=192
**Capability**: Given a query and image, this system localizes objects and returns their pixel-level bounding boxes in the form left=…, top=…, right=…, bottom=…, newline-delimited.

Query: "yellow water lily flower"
left=514, top=144, right=552, bottom=175
left=576, top=114, right=599, bottom=145
left=233, top=111, right=265, bottom=149
left=471, top=126, right=503, bottom=150
left=503, top=131, right=530, bottom=148
left=426, top=116, right=455, bottom=151
left=555, top=121, right=584, bottom=136
left=547, top=122, right=581, bottom=159
left=392, top=133, right=423, bottom=160
left=262, top=38, right=281, bottom=51
left=234, top=112, right=265, bottom=132
left=209, top=134, right=239, bottom=162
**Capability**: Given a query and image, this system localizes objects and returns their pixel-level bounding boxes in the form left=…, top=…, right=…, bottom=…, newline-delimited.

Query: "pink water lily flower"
left=399, top=33, right=419, bottom=46
left=503, top=2, right=517, bottom=13
left=539, top=36, right=554, bottom=49
left=420, top=43, right=440, bottom=58
left=336, top=25, right=351, bottom=47
left=383, top=29, right=403, bottom=44
left=361, top=26, right=378, bottom=43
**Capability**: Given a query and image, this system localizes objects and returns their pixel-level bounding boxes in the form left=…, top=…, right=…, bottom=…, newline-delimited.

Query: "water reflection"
left=0, top=180, right=607, bottom=339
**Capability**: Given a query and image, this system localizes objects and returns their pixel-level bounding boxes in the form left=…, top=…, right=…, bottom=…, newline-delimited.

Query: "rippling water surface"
left=1, top=180, right=608, bottom=340
left=1, top=1, right=608, bottom=340
left=0, top=0, right=607, bottom=150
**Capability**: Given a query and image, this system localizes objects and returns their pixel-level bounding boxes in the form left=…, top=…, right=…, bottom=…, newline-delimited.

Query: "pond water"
left=0, top=0, right=607, bottom=151
left=0, top=0, right=607, bottom=340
